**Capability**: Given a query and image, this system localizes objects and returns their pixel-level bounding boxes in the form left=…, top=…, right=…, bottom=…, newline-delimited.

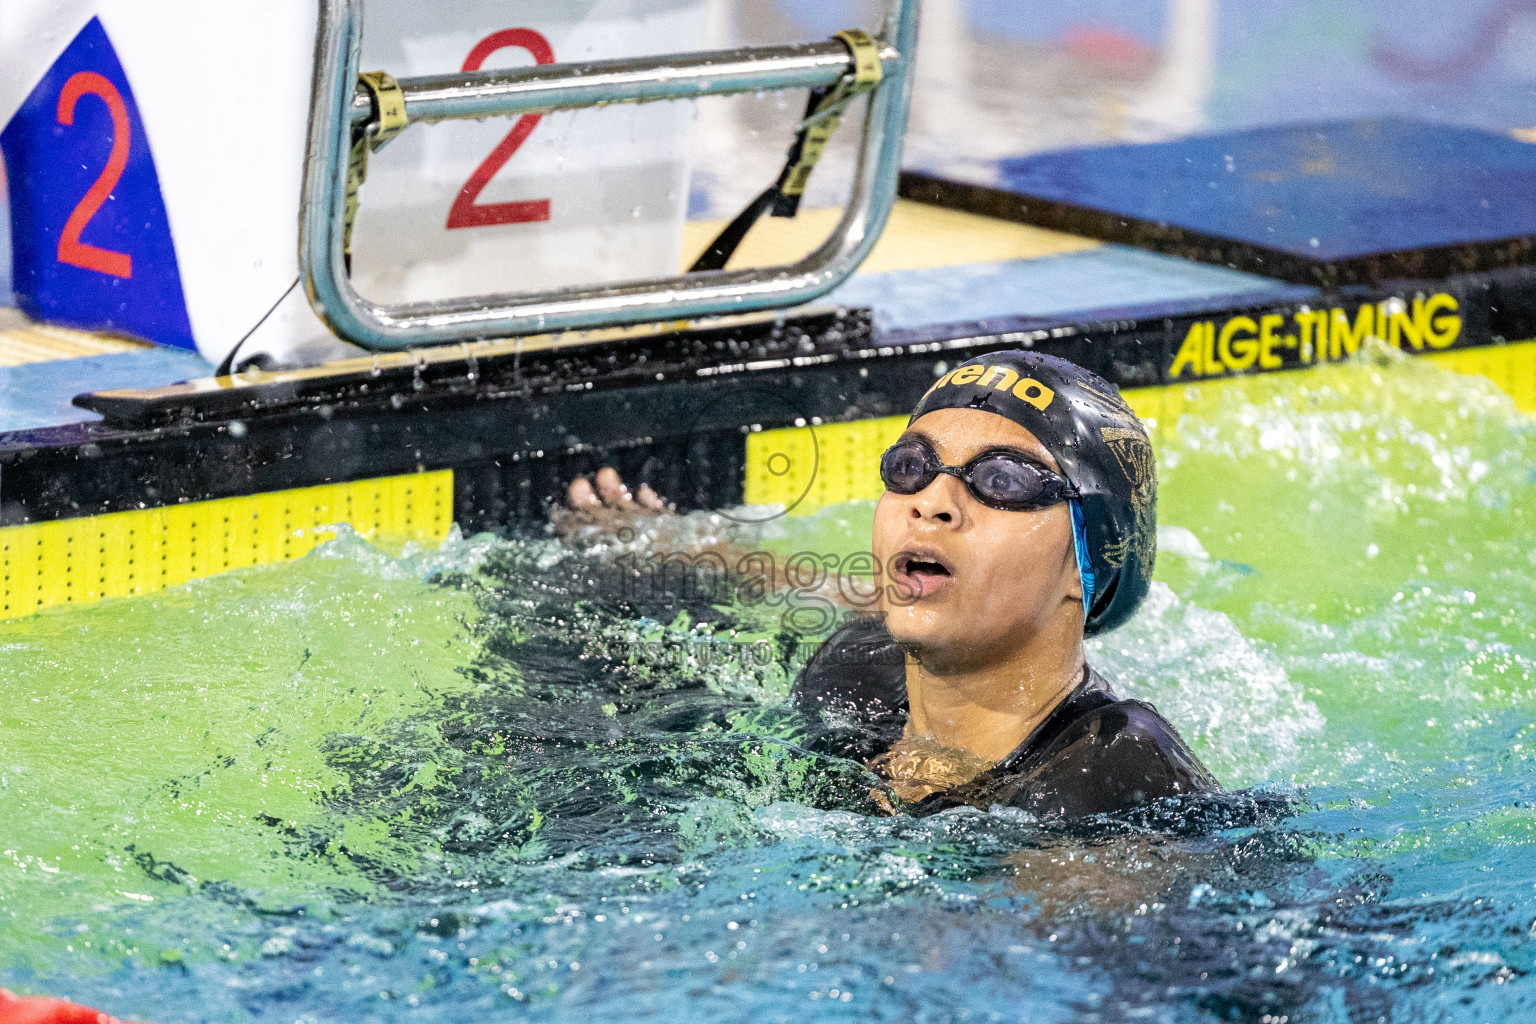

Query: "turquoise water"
left=1, top=353, right=1534, bottom=1022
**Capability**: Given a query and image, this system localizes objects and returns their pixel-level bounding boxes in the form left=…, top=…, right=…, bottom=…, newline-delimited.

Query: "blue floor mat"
left=996, top=119, right=1536, bottom=263
left=0, top=348, right=211, bottom=432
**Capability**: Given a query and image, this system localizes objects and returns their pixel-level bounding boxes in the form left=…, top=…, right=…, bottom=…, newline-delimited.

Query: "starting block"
left=903, top=119, right=1536, bottom=287
left=2, top=0, right=920, bottom=362
left=0, top=0, right=717, bottom=365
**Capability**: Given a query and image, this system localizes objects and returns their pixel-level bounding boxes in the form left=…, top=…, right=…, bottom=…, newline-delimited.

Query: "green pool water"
left=1, top=351, right=1533, bottom=1023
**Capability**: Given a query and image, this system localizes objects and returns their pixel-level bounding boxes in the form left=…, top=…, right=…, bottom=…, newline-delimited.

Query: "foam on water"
left=1089, top=576, right=1325, bottom=787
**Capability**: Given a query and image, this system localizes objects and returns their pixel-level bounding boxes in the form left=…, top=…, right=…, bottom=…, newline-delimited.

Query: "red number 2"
left=55, top=71, right=133, bottom=279
left=446, top=28, right=556, bottom=230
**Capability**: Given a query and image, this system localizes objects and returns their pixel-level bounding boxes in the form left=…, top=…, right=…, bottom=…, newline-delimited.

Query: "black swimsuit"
left=793, top=619, right=1220, bottom=820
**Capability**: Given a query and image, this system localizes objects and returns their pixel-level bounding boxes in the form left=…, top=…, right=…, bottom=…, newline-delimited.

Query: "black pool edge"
left=1, top=266, right=1532, bottom=532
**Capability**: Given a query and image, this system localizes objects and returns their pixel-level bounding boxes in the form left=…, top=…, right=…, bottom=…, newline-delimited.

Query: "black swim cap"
left=907, top=350, right=1156, bottom=635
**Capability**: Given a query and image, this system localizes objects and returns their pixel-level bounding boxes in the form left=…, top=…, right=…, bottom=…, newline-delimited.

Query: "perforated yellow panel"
left=0, top=470, right=452, bottom=620
left=1426, top=341, right=1536, bottom=413
left=744, top=341, right=1536, bottom=517
left=745, top=415, right=904, bottom=511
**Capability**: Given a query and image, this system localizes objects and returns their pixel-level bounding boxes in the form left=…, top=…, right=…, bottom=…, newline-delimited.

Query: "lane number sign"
left=446, top=28, right=556, bottom=230
left=55, top=71, right=134, bottom=279
left=0, top=17, right=193, bottom=348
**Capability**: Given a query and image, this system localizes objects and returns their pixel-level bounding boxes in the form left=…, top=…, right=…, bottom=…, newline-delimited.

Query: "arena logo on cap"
left=923, top=364, right=1056, bottom=410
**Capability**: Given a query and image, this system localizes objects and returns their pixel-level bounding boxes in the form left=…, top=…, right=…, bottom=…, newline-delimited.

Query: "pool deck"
left=0, top=310, right=211, bottom=433
left=2, top=193, right=1533, bottom=440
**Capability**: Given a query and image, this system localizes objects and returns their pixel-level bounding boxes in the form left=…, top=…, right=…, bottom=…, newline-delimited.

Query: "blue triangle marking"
left=1, top=17, right=196, bottom=350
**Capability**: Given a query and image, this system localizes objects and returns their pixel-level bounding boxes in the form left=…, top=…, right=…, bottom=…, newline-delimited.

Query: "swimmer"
left=562, top=351, right=1218, bottom=819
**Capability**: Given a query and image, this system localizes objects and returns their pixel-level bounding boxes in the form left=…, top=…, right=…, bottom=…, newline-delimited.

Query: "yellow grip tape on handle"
left=358, top=70, right=408, bottom=150
left=343, top=131, right=367, bottom=259
left=781, top=125, right=837, bottom=198
left=780, top=29, right=882, bottom=199
left=833, top=29, right=882, bottom=90
left=344, top=71, right=409, bottom=259
left=688, top=28, right=884, bottom=271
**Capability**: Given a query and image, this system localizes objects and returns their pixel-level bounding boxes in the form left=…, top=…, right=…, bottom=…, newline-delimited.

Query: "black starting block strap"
left=690, top=29, right=882, bottom=274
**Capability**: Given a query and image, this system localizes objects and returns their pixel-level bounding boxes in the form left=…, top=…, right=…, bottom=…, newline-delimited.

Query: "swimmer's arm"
left=552, top=466, right=671, bottom=536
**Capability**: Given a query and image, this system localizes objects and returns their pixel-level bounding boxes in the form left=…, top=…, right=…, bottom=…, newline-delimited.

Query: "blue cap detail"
left=1070, top=498, right=1095, bottom=623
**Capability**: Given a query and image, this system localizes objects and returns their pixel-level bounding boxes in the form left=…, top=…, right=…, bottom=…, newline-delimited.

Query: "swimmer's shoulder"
left=943, top=669, right=1221, bottom=821
left=792, top=618, right=907, bottom=760
left=793, top=618, right=906, bottom=712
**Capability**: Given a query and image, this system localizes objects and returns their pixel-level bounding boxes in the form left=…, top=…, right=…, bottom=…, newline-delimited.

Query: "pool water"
left=2, top=352, right=1534, bottom=1023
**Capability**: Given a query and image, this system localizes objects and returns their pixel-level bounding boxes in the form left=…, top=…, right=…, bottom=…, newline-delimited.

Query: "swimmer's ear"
left=1064, top=530, right=1084, bottom=603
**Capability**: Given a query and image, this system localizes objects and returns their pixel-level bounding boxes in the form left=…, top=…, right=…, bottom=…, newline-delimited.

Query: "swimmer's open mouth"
left=893, top=549, right=955, bottom=597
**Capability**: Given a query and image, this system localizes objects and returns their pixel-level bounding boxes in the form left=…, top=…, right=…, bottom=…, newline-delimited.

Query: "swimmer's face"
left=872, top=408, right=1083, bottom=672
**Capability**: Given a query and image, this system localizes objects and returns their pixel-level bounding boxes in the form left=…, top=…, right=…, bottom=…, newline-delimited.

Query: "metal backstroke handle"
left=299, top=0, right=919, bottom=352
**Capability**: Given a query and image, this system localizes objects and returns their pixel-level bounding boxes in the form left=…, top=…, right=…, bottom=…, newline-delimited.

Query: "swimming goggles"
left=879, top=438, right=1079, bottom=512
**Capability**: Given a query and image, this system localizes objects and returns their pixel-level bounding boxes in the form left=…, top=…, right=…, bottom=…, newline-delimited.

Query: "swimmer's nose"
left=906, top=473, right=964, bottom=526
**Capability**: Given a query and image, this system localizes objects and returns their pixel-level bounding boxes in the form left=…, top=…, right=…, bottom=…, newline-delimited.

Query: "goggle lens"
left=970, top=455, right=1049, bottom=507
left=879, top=440, right=1075, bottom=512
left=879, top=442, right=934, bottom=494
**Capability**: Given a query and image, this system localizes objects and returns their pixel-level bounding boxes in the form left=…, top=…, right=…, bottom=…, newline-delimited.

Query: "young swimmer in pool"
left=564, top=351, right=1218, bottom=820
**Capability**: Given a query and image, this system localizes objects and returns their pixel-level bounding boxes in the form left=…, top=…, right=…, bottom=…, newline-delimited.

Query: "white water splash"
left=1090, top=578, right=1325, bottom=789
left=305, top=522, right=505, bottom=580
